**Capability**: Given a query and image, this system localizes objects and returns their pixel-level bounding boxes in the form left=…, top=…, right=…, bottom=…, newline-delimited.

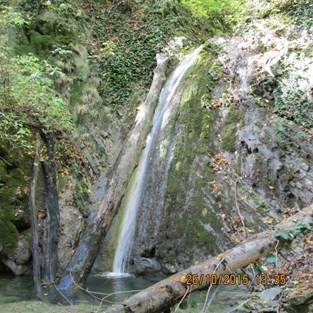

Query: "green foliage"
left=94, top=3, right=173, bottom=112
left=74, top=179, right=91, bottom=217
left=0, top=6, right=26, bottom=28
left=275, top=216, right=313, bottom=241
left=0, top=3, right=74, bottom=153
left=274, top=84, right=313, bottom=129
left=255, top=263, right=267, bottom=274
left=0, top=51, right=73, bottom=152
left=72, top=163, right=91, bottom=217
left=250, top=57, right=313, bottom=130
left=90, top=0, right=242, bottom=114
left=0, top=219, right=18, bottom=252
left=181, top=0, right=243, bottom=28
left=275, top=0, right=313, bottom=29
left=275, top=230, right=292, bottom=241
left=266, top=255, right=277, bottom=265
left=0, top=1, right=77, bottom=251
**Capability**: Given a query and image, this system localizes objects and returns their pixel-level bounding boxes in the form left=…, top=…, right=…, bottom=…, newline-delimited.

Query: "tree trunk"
left=57, top=53, right=169, bottom=294
left=41, top=132, right=60, bottom=284
left=104, top=207, right=313, bottom=313
left=29, top=132, right=42, bottom=298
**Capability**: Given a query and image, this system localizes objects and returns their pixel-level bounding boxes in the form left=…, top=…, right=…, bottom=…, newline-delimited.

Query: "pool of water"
left=84, top=272, right=161, bottom=303
left=0, top=273, right=252, bottom=313
left=0, top=272, right=160, bottom=305
left=0, top=274, right=38, bottom=304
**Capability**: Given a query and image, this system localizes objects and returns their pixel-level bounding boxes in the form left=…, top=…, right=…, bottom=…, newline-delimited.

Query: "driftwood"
left=104, top=206, right=313, bottom=313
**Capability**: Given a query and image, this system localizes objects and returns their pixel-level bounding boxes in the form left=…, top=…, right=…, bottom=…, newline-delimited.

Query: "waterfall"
left=112, top=46, right=202, bottom=274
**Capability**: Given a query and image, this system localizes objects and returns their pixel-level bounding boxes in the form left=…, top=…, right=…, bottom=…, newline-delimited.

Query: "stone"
left=131, top=257, right=162, bottom=275
left=0, top=230, right=32, bottom=275
left=10, top=231, right=31, bottom=265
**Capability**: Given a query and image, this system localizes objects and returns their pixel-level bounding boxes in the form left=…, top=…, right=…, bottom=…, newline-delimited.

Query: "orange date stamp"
left=180, top=273, right=287, bottom=286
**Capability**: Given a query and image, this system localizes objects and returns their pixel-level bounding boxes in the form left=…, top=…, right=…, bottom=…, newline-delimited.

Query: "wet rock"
left=260, top=287, right=282, bottom=302
left=104, top=3, right=313, bottom=275
left=131, top=257, right=161, bottom=275
left=9, top=231, right=31, bottom=265
left=0, top=230, right=31, bottom=275
left=58, top=188, right=84, bottom=271
left=1, top=259, right=30, bottom=276
left=286, top=288, right=313, bottom=313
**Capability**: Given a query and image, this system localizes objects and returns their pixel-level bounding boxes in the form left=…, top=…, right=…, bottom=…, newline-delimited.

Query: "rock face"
left=113, top=9, right=313, bottom=274
left=0, top=230, right=31, bottom=275
left=58, top=187, right=85, bottom=271
left=130, top=257, right=162, bottom=275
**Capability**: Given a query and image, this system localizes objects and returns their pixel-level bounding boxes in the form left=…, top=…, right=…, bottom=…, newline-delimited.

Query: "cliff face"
left=0, top=0, right=233, bottom=274
left=1, top=0, right=312, bottom=283
left=121, top=1, right=313, bottom=274
left=0, top=1, right=124, bottom=273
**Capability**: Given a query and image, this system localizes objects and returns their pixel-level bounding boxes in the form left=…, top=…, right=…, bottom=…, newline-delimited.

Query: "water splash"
left=112, top=46, right=202, bottom=274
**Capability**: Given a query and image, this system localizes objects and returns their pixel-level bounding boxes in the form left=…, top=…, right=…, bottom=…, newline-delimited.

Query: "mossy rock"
left=163, top=52, right=223, bottom=257
left=0, top=219, right=18, bottom=253
left=0, top=157, right=30, bottom=225
left=222, top=105, right=245, bottom=152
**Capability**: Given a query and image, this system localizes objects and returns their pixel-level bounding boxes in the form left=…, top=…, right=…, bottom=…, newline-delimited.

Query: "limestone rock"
left=1, top=230, right=31, bottom=275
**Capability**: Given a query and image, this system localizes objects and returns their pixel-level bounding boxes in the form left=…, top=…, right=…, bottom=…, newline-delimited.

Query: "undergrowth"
left=0, top=0, right=243, bottom=249
left=89, top=0, right=243, bottom=114
left=274, top=0, right=313, bottom=29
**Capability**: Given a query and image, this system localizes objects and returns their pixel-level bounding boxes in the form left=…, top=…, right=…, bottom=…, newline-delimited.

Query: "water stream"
left=112, top=46, right=202, bottom=274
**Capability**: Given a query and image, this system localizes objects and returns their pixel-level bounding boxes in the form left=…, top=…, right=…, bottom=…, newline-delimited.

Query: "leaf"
left=266, top=255, right=277, bottom=264
left=275, top=230, right=292, bottom=241
left=255, top=263, right=267, bottom=274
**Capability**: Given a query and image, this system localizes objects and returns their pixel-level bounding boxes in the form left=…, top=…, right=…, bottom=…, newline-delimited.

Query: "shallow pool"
left=0, top=273, right=251, bottom=313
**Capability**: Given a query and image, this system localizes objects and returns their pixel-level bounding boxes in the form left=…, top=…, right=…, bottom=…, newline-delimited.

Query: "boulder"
left=131, top=257, right=162, bottom=275
left=1, top=230, right=31, bottom=275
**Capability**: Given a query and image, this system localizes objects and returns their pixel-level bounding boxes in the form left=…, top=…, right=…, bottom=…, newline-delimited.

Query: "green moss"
left=239, top=184, right=271, bottom=215
left=192, top=191, right=220, bottom=230
left=274, top=87, right=313, bottom=130
left=0, top=220, right=18, bottom=252
left=164, top=52, right=223, bottom=254
left=73, top=179, right=90, bottom=217
left=186, top=217, right=216, bottom=247
left=70, top=163, right=91, bottom=217
left=222, top=105, right=244, bottom=152
left=84, top=0, right=236, bottom=116
left=276, top=0, right=313, bottom=29
left=0, top=153, right=30, bottom=227
left=174, top=214, right=216, bottom=249
left=273, top=117, right=310, bottom=151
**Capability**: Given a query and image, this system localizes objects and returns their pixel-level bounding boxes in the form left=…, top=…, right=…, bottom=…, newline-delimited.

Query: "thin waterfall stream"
left=112, top=46, right=202, bottom=274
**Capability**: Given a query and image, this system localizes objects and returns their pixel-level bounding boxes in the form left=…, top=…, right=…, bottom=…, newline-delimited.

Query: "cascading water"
left=112, top=46, right=202, bottom=274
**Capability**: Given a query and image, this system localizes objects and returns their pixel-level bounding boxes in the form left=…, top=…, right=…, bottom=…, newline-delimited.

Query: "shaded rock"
left=0, top=230, right=31, bottom=275
left=1, top=259, right=29, bottom=276
left=260, top=287, right=282, bottom=302
left=131, top=257, right=161, bottom=275
left=285, top=288, right=313, bottom=313
left=10, top=231, right=31, bottom=265
left=58, top=187, right=85, bottom=271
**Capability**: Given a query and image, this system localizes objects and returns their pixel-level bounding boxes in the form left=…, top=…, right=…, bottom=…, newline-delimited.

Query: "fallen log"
left=104, top=206, right=313, bottom=313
